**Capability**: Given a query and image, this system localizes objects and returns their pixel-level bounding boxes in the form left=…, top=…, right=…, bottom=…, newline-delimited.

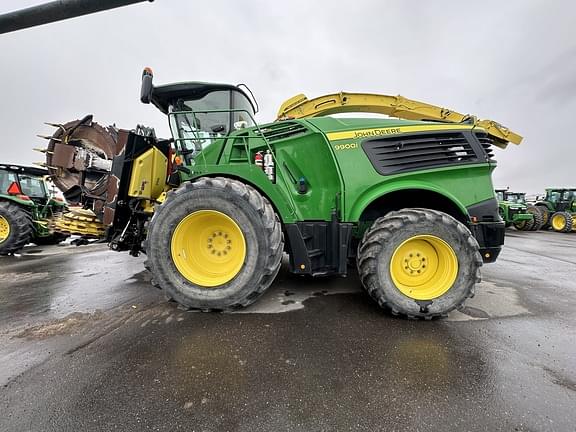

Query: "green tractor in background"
left=495, top=189, right=534, bottom=230
left=534, top=188, right=576, bottom=232
left=0, top=165, right=68, bottom=254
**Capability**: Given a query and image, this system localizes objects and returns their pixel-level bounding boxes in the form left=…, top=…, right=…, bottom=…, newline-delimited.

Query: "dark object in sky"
left=0, top=0, right=153, bottom=35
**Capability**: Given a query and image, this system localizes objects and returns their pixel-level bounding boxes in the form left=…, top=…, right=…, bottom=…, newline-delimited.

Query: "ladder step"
left=308, top=249, right=323, bottom=258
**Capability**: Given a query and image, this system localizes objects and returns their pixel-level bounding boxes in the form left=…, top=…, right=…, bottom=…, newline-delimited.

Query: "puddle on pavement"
left=234, top=281, right=359, bottom=314
left=234, top=278, right=529, bottom=321
left=446, top=280, right=529, bottom=321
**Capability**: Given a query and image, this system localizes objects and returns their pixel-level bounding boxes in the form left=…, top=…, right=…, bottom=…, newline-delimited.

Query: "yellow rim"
left=552, top=214, right=566, bottom=231
left=170, top=210, right=246, bottom=287
left=0, top=215, right=10, bottom=243
left=390, top=235, right=458, bottom=300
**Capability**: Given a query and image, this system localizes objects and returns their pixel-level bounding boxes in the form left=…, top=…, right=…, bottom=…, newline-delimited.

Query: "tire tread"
left=357, top=208, right=482, bottom=319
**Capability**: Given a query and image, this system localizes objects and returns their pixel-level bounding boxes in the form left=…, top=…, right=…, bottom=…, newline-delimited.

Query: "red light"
left=166, top=147, right=174, bottom=177
left=7, top=181, right=21, bottom=195
left=16, top=194, right=31, bottom=201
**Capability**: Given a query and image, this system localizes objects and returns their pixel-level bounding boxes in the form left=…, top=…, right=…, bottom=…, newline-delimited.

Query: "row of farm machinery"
left=496, top=188, right=576, bottom=232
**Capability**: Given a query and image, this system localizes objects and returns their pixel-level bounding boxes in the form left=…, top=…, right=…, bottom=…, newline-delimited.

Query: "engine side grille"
left=474, top=132, right=496, bottom=161
left=362, top=132, right=480, bottom=175
left=257, top=122, right=309, bottom=142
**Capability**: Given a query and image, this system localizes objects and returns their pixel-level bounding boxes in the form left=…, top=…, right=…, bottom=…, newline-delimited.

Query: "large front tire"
left=357, top=208, right=482, bottom=319
left=0, top=202, right=33, bottom=255
left=145, top=177, right=283, bottom=311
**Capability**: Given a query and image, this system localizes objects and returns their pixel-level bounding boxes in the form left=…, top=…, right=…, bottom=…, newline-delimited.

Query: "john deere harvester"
left=0, top=164, right=68, bottom=254
left=535, top=188, right=576, bottom=232
left=40, top=69, right=522, bottom=318
left=495, top=189, right=535, bottom=230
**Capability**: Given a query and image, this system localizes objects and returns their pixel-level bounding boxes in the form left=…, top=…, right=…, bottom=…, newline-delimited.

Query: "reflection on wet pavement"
left=0, top=231, right=575, bottom=431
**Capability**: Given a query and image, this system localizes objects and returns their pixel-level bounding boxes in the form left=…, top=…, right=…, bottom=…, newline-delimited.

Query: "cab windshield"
left=506, top=193, right=525, bottom=204
left=168, top=89, right=255, bottom=162
left=546, top=191, right=561, bottom=203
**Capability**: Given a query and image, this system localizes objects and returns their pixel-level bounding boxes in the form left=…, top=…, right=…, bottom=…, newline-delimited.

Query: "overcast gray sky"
left=0, top=0, right=574, bottom=194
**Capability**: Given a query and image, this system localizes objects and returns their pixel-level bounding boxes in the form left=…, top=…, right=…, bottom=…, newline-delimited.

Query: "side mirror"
left=140, top=67, right=154, bottom=104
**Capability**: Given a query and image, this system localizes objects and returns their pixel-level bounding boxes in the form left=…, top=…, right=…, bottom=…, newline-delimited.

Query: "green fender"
left=0, top=194, right=35, bottom=207
left=48, top=198, right=67, bottom=208
left=346, top=180, right=470, bottom=223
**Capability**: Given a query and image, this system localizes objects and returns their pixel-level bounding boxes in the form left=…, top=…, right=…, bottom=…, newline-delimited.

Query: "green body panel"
left=304, top=116, right=442, bottom=133
left=180, top=116, right=497, bottom=226
left=184, top=163, right=299, bottom=222
left=512, top=213, right=533, bottom=222
left=343, top=164, right=494, bottom=222
left=303, top=117, right=495, bottom=221
left=183, top=122, right=342, bottom=223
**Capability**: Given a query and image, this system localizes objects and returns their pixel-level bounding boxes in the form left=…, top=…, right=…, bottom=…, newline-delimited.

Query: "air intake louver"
left=362, top=132, right=479, bottom=175
left=474, top=132, right=496, bottom=161
left=257, top=122, right=308, bottom=142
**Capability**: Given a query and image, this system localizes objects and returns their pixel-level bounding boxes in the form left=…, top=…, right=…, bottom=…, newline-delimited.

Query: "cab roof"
left=545, top=187, right=576, bottom=191
left=150, top=82, right=254, bottom=114
left=0, top=164, right=47, bottom=177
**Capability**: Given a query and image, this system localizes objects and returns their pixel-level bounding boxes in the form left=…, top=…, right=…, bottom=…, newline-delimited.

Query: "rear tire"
left=536, top=205, right=550, bottom=229
left=145, top=177, right=284, bottom=311
left=551, top=211, right=573, bottom=233
left=527, top=206, right=544, bottom=231
left=513, top=219, right=531, bottom=231
left=0, top=201, right=34, bottom=255
left=357, top=208, right=482, bottom=319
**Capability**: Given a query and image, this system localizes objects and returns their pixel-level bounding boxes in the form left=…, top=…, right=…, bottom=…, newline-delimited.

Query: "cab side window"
left=0, top=170, right=17, bottom=194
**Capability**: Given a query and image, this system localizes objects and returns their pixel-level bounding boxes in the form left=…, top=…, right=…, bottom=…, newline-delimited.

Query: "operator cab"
left=546, top=188, right=576, bottom=211
left=140, top=69, right=256, bottom=163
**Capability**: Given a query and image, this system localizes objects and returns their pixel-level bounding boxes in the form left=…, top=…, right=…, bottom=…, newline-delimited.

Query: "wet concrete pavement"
left=0, top=231, right=575, bottom=431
